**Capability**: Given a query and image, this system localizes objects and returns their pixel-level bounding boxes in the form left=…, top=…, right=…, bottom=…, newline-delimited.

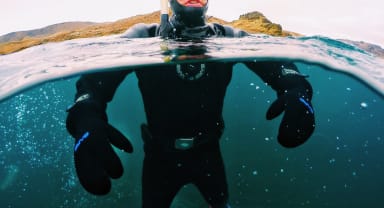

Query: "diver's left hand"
left=266, top=88, right=315, bottom=148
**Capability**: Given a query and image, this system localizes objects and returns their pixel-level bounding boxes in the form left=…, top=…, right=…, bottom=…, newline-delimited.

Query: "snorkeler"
left=65, top=0, right=315, bottom=207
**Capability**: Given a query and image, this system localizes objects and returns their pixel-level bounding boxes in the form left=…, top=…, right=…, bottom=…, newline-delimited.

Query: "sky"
left=1, top=0, right=383, bottom=47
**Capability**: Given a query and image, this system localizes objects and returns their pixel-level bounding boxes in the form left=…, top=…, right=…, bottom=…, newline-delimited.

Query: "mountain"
left=232, top=11, right=299, bottom=36
left=0, top=22, right=98, bottom=43
left=0, top=11, right=382, bottom=58
left=340, top=39, right=384, bottom=59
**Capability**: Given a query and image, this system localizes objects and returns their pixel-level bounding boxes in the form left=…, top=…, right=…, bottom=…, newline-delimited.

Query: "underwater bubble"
left=360, top=102, right=368, bottom=109
left=322, top=185, right=327, bottom=190
left=252, top=170, right=258, bottom=175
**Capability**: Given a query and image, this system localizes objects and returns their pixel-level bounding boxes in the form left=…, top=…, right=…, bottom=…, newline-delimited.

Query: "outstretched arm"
left=246, top=61, right=312, bottom=96
left=215, top=24, right=250, bottom=38
left=246, top=61, right=315, bottom=148
left=65, top=22, right=158, bottom=195
left=73, top=70, right=131, bottom=108
left=66, top=69, right=134, bottom=196
left=73, top=22, right=159, bottom=107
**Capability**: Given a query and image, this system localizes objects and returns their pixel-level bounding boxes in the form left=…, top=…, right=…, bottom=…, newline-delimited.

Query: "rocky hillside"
left=0, top=22, right=97, bottom=44
left=0, top=11, right=296, bottom=55
left=232, top=11, right=299, bottom=36
left=340, top=39, right=384, bottom=58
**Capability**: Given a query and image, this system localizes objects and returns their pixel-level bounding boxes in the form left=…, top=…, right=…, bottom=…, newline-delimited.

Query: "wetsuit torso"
left=75, top=23, right=247, bottom=140
left=136, top=62, right=232, bottom=138
left=73, top=22, right=294, bottom=208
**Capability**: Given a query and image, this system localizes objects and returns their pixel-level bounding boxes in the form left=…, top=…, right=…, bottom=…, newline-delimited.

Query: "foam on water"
left=0, top=34, right=383, bottom=102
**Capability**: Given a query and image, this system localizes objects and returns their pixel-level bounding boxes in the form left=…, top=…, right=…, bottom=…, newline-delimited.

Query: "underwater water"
left=0, top=35, right=383, bottom=207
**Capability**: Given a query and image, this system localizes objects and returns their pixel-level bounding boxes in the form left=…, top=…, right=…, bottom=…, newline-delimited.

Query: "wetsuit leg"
left=193, top=142, right=230, bottom=207
left=142, top=150, right=188, bottom=208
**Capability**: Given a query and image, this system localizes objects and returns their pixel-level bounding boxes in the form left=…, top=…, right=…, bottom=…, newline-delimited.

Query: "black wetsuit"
left=74, top=23, right=299, bottom=207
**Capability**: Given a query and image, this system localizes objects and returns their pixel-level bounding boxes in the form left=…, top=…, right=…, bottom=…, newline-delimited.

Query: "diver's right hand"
left=66, top=99, right=133, bottom=195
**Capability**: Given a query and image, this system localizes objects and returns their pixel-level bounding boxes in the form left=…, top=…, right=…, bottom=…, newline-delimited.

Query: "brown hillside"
left=232, top=12, right=300, bottom=36
left=0, top=11, right=296, bottom=55
left=0, top=22, right=98, bottom=43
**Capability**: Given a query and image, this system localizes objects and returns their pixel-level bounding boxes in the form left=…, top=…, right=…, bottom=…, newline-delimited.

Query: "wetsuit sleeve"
left=73, top=23, right=159, bottom=106
left=218, top=24, right=250, bottom=38
left=245, top=61, right=312, bottom=96
left=215, top=24, right=311, bottom=94
left=74, top=70, right=131, bottom=105
left=121, top=23, right=160, bottom=38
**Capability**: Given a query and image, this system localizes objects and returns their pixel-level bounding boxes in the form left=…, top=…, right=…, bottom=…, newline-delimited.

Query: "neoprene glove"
left=267, top=83, right=315, bottom=148
left=66, top=100, right=133, bottom=195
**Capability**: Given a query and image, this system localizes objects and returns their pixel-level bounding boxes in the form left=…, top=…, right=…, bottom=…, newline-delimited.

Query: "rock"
left=232, top=11, right=283, bottom=36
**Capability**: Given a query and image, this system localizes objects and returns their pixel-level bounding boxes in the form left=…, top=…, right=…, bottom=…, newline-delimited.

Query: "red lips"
left=177, top=0, right=207, bottom=8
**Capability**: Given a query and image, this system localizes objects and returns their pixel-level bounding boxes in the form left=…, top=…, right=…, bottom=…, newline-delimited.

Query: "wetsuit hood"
left=169, top=0, right=208, bottom=28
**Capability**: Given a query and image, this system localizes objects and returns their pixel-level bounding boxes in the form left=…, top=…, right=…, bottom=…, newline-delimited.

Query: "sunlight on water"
left=0, top=35, right=383, bottom=102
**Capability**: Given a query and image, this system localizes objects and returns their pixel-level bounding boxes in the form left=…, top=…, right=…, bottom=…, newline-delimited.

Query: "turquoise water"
left=0, top=36, right=383, bottom=207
